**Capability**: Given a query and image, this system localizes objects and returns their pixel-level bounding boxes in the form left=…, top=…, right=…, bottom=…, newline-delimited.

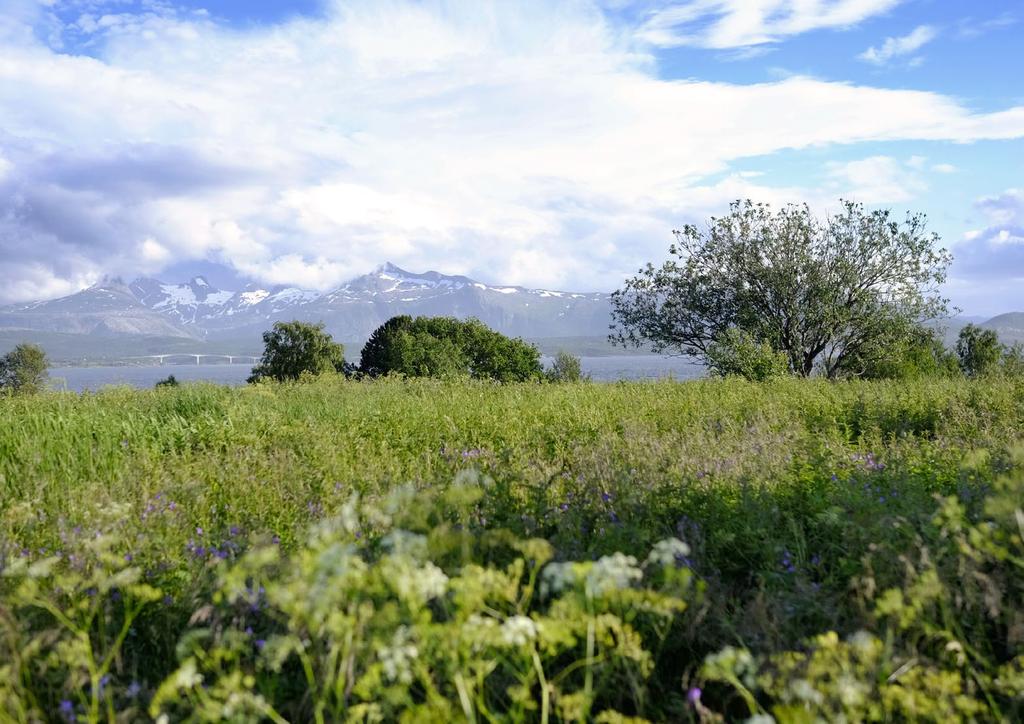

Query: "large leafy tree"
left=248, top=321, right=346, bottom=383
left=610, top=200, right=952, bottom=378
left=359, top=316, right=542, bottom=382
left=0, top=343, right=49, bottom=395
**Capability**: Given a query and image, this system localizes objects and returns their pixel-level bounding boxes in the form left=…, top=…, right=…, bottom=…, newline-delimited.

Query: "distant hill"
left=981, top=313, right=1024, bottom=343
left=933, top=315, right=1024, bottom=347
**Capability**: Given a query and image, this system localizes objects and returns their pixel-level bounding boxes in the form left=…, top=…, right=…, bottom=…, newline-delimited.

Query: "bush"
left=0, top=343, right=48, bottom=395
left=545, top=350, right=587, bottom=383
left=155, top=374, right=180, bottom=388
left=856, top=325, right=960, bottom=380
left=1002, top=343, right=1024, bottom=377
left=705, top=327, right=790, bottom=381
left=248, top=320, right=346, bottom=383
left=359, top=316, right=542, bottom=382
left=957, top=324, right=1003, bottom=377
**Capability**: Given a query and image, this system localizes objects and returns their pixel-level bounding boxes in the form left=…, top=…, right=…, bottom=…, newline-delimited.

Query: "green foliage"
left=0, top=343, right=48, bottom=395
left=705, top=327, right=790, bottom=381
left=155, top=374, right=180, bottom=388
left=546, top=350, right=587, bottom=383
left=148, top=479, right=695, bottom=722
left=611, top=200, right=952, bottom=378
left=700, top=454, right=1024, bottom=722
left=1004, top=343, right=1024, bottom=377
left=956, top=323, right=1003, bottom=378
left=855, top=325, right=960, bottom=380
left=248, top=320, right=346, bottom=383
left=1, top=376, right=1024, bottom=719
left=359, top=315, right=543, bottom=382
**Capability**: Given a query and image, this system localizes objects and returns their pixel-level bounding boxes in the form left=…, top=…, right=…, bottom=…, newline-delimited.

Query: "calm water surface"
left=50, top=356, right=703, bottom=392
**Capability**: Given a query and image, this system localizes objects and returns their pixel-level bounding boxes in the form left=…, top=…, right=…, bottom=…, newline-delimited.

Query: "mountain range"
left=0, top=264, right=613, bottom=360
left=2, top=263, right=1021, bottom=364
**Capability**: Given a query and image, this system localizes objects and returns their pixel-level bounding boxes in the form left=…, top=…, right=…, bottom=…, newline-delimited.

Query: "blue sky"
left=1, top=0, right=1022, bottom=315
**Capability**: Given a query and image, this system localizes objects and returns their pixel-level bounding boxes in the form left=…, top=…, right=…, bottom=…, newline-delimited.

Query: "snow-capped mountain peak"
left=1, top=262, right=613, bottom=342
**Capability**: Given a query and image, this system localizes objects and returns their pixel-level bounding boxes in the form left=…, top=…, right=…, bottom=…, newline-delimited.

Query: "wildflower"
left=500, top=615, right=538, bottom=647
left=59, top=699, right=75, bottom=722
left=540, top=561, right=577, bottom=597
left=586, top=552, right=642, bottom=596
left=378, top=627, right=418, bottom=684
left=126, top=681, right=142, bottom=698
left=687, top=687, right=701, bottom=705
left=410, top=562, right=448, bottom=601
left=790, top=678, right=824, bottom=705
left=645, top=537, right=691, bottom=568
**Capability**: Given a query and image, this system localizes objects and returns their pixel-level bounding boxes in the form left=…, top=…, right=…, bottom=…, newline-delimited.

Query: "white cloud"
left=859, top=24, right=937, bottom=65
left=637, top=0, right=904, bottom=49
left=947, top=190, right=1024, bottom=306
left=0, top=0, right=1023, bottom=302
left=824, top=156, right=928, bottom=203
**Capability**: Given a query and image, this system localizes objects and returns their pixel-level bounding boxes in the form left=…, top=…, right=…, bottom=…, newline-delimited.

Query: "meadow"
left=1, top=376, right=1023, bottom=721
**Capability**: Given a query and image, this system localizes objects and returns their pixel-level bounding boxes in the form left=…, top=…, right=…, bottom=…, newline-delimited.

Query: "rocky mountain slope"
left=0, top=263, right=612, bottom=343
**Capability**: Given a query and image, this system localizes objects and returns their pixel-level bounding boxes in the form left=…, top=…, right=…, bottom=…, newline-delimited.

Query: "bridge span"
left=128, top=354, right=259, bottom=365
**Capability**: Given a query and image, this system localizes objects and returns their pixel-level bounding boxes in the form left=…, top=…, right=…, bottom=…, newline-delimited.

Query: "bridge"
left=128, top=354, right=260, bottom=366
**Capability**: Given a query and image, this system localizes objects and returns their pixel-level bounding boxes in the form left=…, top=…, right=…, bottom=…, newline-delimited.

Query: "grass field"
left=1, top=377, right=1023, bottom=721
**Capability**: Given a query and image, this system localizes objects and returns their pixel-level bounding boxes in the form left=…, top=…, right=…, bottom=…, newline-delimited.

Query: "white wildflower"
left=789, top=678, right=824, bottom=705
left=392, top=560, right=448, bottom=603
left=586, top=552, right=642, bottom=596
left=540, top=561, right=577, bottom=597
left=500, top=615, right=538, bottom=647
left=461, top=613, right=499, bottom=652
left=848, top=630, right=877, bottom=654
left=645, top=537, right=691, bottom=568
left=377, top=626, right=418, bottom=684
left=172, top=659, right=203, bottom=690
left=836, top=674, right=868, bottom=707
left=382, top=530, right=428, bottom=559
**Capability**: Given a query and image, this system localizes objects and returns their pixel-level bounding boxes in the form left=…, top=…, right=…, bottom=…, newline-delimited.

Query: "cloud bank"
left=1, top=0, right=1023, bottom=304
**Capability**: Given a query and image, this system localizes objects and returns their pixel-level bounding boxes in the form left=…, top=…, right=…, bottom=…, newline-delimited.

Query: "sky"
left=0, top=0, right=1022, bottom=316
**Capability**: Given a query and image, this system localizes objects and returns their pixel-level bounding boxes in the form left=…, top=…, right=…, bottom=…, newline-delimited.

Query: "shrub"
left=705, top=327, right=789, bottom=381
left=359, top=316, right=542, bottom=382
left=155, top=374, right=180, bottom=388
left=546, top=350, right=587, bottom=383
left=855, top=325, right=960, bottom=380
left=0, top=343, right=48, bottom=395
left=957, top=323, right=1003, bottom=377
left=248, top=320, right=346, bottom=383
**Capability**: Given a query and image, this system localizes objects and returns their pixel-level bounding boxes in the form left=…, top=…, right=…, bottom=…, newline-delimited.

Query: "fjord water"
left=50, top=355, right=703, bottom=391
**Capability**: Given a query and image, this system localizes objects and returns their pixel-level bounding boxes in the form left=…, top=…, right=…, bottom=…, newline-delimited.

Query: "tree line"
left=245, top=316, right=583, bottom=385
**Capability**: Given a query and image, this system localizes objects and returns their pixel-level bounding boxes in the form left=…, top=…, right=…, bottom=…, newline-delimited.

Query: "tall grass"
left=1, top=376, right=1022, bottom=721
